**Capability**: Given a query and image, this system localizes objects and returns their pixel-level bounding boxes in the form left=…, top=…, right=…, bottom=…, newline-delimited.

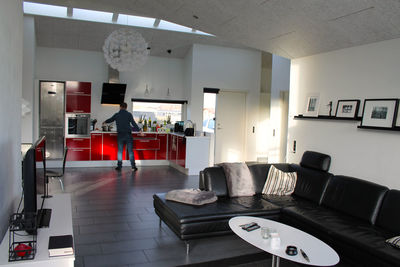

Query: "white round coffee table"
left=229, top=216, right=339, bottom=267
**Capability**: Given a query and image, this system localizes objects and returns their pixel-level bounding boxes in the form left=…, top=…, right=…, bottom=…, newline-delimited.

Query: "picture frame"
left=335, top=99, right=360, bottom=118
left=396, top=104, right=400, bottom=128
left=360, top=99, right=399, bottom=128
left=304, top=94, right=320, bottom=117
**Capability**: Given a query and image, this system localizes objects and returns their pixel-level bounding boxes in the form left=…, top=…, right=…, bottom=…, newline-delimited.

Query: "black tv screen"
left=22, top=146, right=37, bottom=222
left=101, top=83, right=126, bottom=104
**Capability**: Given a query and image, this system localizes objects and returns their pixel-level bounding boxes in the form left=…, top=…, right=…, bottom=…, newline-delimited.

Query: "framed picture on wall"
left=361, top=99, right=398, bottom=128
left=304, top=94, right=320, bottom=117
left=335, top=99, right=360, bottom=118
left=395, top=102, right=400, bottom=128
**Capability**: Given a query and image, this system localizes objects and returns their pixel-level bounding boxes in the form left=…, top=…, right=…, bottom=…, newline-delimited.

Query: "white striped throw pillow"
left=386, top=236, right=400, bottom=249
left=262, top=165, right=297, bottom=196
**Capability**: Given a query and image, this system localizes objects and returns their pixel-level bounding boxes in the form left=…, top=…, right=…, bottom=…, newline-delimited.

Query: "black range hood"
left=101, top=83, right=126, bottom=105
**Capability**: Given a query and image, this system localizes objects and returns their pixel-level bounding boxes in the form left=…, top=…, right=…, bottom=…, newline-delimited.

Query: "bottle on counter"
left=143, top=119, right=148, bottom=132
left=148, top=118, right=152, bottom=131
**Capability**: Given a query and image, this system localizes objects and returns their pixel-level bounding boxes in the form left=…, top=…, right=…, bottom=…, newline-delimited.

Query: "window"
left=131, top=99, right=186, bottom=124
left=203, top=89, right=218, bottom=133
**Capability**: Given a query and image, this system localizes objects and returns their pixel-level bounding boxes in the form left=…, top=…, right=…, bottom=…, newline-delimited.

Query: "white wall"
left=189, top=44, right=262, bottom=161
left=0, top=0, right=23, bottom=239
left=35, top=47, right=185, bottom=125
left=288, top=37, right=400, bottom=189
left=22, top=16, right=35, bottom=143
left=269, top=55, right=291, bottom=162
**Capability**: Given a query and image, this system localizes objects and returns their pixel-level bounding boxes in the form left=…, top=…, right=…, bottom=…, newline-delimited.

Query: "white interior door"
left=215, top=91, right=246, bottom=163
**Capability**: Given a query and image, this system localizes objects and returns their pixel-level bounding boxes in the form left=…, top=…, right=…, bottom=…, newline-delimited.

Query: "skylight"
left=73, top=8, right=113, bottom=24
left=23, top=1, right=213, bottom=36
left=117, top=14, right=155, bottom=29
left=24, top=2, right=67, bottom=18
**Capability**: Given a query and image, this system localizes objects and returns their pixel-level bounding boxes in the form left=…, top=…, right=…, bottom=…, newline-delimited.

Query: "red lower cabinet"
left=156, top=134, right=168, bottom=160
left=177, top=136, right=186, bottom=167
left=90, top=133, right=102, bottom=160
left=65, top=137, right=90, bottom=161
left=67, top=148, right=90, bottom=161
left=134, top=150, right=156, bottom=160
left=169, top=135, right=177, bottom=164
left=103, top=133, right=126, bottom=160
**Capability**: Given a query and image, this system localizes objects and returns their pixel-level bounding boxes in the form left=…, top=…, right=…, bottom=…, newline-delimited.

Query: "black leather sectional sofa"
left=153, top=151, right=400, bottom=266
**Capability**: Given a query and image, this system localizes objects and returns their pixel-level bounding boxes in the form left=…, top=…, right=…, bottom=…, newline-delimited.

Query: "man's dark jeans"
left=117, top=132, right=135, bottom=168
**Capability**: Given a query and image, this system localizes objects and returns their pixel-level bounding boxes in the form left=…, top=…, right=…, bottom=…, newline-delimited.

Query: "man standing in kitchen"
left=103, top=102, right=140, bottom=171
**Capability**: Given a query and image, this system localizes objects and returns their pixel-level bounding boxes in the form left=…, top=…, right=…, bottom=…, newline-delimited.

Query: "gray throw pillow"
left=219, top=162, right=255, bottom=197
left=165, top=189, right=217, bottom=205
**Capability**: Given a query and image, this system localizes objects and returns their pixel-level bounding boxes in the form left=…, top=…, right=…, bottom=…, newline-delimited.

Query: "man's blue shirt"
left=105, top=109, right=139, bottom=134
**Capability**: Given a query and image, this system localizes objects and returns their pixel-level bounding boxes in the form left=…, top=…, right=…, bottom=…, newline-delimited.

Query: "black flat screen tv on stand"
left=22, top=146, right=37, bottom=234
left=21, top=136, right=52, bottom=234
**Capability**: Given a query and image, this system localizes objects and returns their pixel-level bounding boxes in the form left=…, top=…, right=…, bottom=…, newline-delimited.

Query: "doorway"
left=214, top=91, right=246, bottom=163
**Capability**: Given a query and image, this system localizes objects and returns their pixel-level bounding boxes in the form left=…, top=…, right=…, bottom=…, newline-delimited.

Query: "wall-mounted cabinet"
left=65, top=81, right=91, bottom=113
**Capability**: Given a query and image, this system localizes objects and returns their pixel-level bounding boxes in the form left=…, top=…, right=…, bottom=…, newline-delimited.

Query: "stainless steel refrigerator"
left=39, top=81, right=65, bottom=159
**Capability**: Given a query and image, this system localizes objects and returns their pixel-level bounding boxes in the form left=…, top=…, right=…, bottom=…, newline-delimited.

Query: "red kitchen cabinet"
left=177, top=136, right=186, bottom=167
left=134, top=150, right=156, bottom=160
left=156, top=134, right=168, bottom=160
left=90, top=133, right=102, bottom=160
left=67, top=148, right=90, bottom=161
left=65, top=137, right=90, bottom=161
left=35, top=138, right=45, bottom=162
left=103, top=133, right=126, bottom=160
left=66, top=94, right=91, bottom=113
left=168, top=134, right=177, bottom=164
left=66, top=81, right=91, bottom=95
left=134, top=139, right=160, bottom=150
left=66, top=137, right=90, bottom=148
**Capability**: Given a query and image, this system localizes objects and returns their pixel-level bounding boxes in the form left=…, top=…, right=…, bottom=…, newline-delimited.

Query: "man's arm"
left=129, top=113, right=140, bottom=132
left=104, top=113, right=117, bottom=124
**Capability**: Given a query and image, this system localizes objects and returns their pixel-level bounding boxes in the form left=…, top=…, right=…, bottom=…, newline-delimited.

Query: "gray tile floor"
left=48, top=166, right=263, bottom=267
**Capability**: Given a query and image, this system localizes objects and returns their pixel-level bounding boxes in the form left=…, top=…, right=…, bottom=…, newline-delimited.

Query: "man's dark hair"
left=120, top=102, right=127, bottom=109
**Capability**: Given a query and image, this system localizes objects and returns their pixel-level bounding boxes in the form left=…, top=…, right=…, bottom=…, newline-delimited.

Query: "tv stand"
left=37, top=209, right=52, bottom=228
left=0, top=194, right=74, bottom=267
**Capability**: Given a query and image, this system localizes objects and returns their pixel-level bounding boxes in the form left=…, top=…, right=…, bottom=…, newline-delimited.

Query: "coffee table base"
left=272, top=255, right=280, bottom=267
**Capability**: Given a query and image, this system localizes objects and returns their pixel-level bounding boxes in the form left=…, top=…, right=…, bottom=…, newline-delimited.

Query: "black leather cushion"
left=153, top=193, right=280, bottom=239
left=198, top=170, right=205, bottom=190
left=262, top=194, right=317, bottom=208
left=290, top=164, right=332, bottom=204
left=281, top=205, right=400, bottom=267
left=300, top=151, right=331, bottom=172
left=321, top=175, right=388, bottom=224
left=202, top=167, right=228, bottom=197
left=247, top=163, right=292, bottom=194
left=375, top=190, right=400, bottom=234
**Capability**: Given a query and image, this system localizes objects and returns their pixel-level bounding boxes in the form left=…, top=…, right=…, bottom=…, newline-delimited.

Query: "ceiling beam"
left=112, top=13, right=119, bottom=23
left=67, top=7, right=73, bottom=17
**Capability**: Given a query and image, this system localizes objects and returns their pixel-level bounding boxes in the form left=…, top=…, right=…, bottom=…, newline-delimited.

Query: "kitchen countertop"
left=90, top=131, right=209, bottom=138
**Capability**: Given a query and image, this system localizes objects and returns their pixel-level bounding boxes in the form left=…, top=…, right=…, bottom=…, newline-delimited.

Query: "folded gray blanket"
left=165, top=188, right=217, bottom=205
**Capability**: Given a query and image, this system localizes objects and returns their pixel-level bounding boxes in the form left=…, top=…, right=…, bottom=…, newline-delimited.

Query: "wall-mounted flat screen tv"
left=101, top=83, right=127, bottom=105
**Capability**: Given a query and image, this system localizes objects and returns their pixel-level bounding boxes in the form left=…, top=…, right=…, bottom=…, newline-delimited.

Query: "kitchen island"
left=57, top=132, right=210, bottom=175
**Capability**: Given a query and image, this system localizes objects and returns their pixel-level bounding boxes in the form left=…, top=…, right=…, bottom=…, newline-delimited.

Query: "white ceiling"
left=27, top=0, right=400, bottom=59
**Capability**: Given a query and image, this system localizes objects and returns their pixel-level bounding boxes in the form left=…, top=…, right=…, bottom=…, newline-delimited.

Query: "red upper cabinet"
left=65, top=81, right=91, bottom=95
left=156, top=134, right=168, bottom=160
left=66, top=94, right=91, bottom=113
left=65, top=81, right=91, bottom=113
